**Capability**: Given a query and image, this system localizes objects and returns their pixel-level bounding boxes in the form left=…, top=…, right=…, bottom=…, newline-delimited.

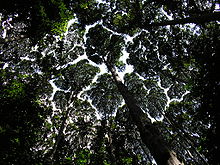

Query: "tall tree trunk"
left=106, top=62, right=183, bottom=165
left=50, top=94, right=75, bottom=164
left=145, top=12, right=220, bottom=27
left=50, top=107, right=70, bottom=164
left=107, top=119, right=117, bottom=165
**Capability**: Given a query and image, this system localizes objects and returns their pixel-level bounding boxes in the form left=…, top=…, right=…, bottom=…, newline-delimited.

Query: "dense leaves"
left=1, top=0, right=219, bottom=164
left=0, top=71, right=52, bottom=164
left=0, top=0, right=74, bottom=43
left=86, top=73, right=123, bottom=118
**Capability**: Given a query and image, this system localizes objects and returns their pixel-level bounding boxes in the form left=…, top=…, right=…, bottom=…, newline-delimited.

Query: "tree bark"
left=145, top=12, right=220, bottom=27
left=106, top=62, right=183, bottom=165
left=50, top=94, right=75, bottom=164
left=50, top=107, right=70, bottom=164
left=107, top=123, right=117, bottom=165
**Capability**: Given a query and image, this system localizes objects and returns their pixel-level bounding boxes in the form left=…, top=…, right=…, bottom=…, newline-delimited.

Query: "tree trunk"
left=107, top=119, right=117, bottom=165
left=50, top=107, right=70, bottom=164
left=106, top=62, right=183, bottom=165
left=145, top=12, right=220, bottom=27
left=50, top=94, right=76, bottom=164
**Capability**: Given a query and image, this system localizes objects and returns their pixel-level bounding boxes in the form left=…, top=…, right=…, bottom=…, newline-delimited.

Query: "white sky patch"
left=49, top=79, right=62, bottom=101
left=162, top=63, right=170, bottom=70
left=2, top=28, right=7, bottom=38
left=1, top=17, right=13, bottom=39
left=116, top=33, right=142, bottom=81
left=48, top=79, right=64, bottom=118
left=118, top=48, right=134, bottom=82
left=20, top=56, right=35, bottom=61
left=96, top=0, right=106, bottom=3
left=3, top=63, right=9, bottom=69
left=160, top=8, right=173, bottom=20
left=31, top=44, right=39, bottom=52
left=119, top=49, right=129, bottom=64
left=215, top=3, right=220, bottom=11
left=41, top=47, right=49, bottom=58
left=157, top=76, right=190, bottom=117
left=124, top=35, right=134, bottom=43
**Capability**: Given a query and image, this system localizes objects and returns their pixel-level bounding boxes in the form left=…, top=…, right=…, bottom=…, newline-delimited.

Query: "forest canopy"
left=0, top=0, right=220, bottom=164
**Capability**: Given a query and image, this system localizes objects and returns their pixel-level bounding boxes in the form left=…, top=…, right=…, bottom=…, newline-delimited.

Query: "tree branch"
left=146, top=12, right=220, bottom=27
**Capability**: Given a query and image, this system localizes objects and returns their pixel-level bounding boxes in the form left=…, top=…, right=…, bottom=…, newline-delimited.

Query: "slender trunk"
left=106, top=62, right=183, bottom=165
left=145, top=12, right=220, bottom=27
left=107, top=119, right=117, bottom=165
left=50, top=108, right=70, bottom=164
left=50, top=94, right=75, bottom=164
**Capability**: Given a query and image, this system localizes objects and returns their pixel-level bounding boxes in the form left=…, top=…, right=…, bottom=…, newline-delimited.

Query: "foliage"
left=85, top=73, right=123, bottom=118
left=0, top=0, right=74, bottom=43
left=0, top=0, right=219, bottom=164
left=0, top=71, right=52, bottom=164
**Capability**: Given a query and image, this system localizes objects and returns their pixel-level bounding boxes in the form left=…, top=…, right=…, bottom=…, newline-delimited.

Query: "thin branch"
left=145, top=12, right=220, bottom=27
